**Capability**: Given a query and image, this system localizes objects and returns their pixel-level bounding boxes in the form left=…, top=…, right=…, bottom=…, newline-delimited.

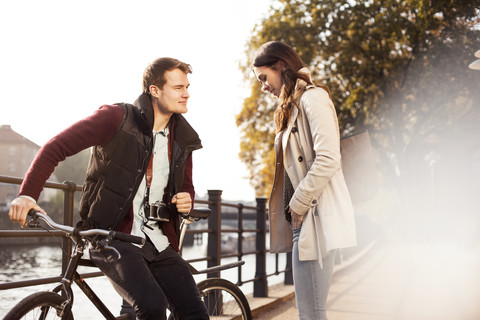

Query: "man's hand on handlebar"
left=8, top=197, right=46, bottom=228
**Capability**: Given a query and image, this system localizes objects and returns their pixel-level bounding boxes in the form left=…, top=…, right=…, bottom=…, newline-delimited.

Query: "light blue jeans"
left=292, top=226, right=336, bottom=320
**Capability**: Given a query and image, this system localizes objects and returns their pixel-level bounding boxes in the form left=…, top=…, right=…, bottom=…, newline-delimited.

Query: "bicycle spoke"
left=203, top=291, right=243, bottom=319
left=197, top=278, right=252, bottom=320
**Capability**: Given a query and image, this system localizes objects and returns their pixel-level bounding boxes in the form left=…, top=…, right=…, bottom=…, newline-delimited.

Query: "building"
left=0, top=125, right=57, bottom=211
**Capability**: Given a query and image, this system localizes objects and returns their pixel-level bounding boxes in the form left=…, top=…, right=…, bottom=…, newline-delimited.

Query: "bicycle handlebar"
left=25, top=207, right=212, bottom=246
left=186, top=207, right=212, bottom=220
left=109, top=231, right=145, bottom=245
left=27, top=210, right=145, bottom=245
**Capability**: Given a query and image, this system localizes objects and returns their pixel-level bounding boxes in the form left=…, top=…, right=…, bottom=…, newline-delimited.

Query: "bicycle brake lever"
left=26, top=217, right=39, bottom=228
left=104, top=245, right=122, bottom=259
left=97, top=231, right=114, bottom=248
left=25, top=209, right=39, bottom=228
left=26, top=221, right=38, bottom=228
left=93, top=232, right=123, bottom=259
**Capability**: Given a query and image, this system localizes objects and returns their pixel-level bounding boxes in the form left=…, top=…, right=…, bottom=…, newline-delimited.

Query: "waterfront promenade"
left=250, top=239, right=480, bottom=320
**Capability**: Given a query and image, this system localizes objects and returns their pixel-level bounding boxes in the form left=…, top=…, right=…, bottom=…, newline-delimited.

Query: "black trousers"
left=89, top=239, right=209, bottom=320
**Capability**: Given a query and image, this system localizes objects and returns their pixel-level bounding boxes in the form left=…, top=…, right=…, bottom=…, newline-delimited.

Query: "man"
left=8, top=57, right=209, bottom=319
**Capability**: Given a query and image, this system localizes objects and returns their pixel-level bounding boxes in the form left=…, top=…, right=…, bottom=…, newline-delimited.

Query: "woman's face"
left=253, top=66, right=283, bottom=97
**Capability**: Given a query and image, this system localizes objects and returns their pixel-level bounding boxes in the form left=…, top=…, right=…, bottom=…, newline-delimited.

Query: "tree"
left=238, top=0, right=480, bottom=198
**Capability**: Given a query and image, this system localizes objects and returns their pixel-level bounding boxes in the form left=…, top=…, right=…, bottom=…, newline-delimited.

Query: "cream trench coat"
left=268, top=69, right=356, bottom=262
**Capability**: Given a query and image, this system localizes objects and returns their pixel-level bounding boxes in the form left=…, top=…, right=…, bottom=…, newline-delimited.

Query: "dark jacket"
left=79, top=93, right=202, bottom=249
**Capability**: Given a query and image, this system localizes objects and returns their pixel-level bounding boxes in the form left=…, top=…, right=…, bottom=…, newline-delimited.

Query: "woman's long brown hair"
left=252, top=41, right=315, bottom=133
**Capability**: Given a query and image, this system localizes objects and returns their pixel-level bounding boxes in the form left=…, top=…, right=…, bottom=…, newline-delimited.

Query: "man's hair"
left=142, top=57, right=192, bottom=93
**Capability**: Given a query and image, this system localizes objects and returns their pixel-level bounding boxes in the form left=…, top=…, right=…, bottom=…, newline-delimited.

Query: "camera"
left=145, top=201, right=171, bottom=222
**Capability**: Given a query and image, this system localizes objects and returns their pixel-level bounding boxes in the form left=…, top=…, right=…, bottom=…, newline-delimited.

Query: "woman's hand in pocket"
left=290, top=209, right=304, bottom=229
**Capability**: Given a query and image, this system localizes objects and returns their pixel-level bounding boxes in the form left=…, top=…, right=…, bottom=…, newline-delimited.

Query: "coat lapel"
left=282, top=106, right=298, bottom=164
left=282, top=71, right=310, bottom=162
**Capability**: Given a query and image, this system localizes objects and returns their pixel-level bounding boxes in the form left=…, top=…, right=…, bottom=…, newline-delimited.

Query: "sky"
left=0, top=0, right=274, bottom=201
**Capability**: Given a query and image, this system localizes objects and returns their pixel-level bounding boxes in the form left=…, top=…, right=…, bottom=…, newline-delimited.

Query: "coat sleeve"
left=289, top=88, right=342, bottom=216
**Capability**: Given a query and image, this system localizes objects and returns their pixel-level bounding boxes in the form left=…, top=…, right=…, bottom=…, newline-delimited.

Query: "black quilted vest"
left=78, top=95, right=202, bottom=230
left=79, top=103, right=152, bottom=229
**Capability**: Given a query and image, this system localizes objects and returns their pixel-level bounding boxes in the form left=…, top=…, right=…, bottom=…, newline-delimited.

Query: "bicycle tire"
left=197, top=278, right=252, bottom=320
left=3, top=291, right=74, bottom=320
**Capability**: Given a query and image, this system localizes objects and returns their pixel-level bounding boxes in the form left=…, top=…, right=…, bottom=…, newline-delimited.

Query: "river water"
left=0, top=239, right=286, bottom=319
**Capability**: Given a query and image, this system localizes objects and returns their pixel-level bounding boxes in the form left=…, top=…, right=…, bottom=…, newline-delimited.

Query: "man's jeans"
left=89, top=239, right=208, bottom=320
left=292, top=226, right=336, bottom=320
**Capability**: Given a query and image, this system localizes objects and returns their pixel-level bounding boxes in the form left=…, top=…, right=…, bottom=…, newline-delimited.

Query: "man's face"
left=150, top=68, right=190, bottom=115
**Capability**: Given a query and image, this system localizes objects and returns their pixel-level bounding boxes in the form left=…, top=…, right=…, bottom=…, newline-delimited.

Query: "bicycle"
left=4, top=208, right=252, bottom=320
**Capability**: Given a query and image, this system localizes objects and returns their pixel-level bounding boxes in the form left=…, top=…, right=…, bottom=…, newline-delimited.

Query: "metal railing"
left=0, top=175, right=292, bottom=298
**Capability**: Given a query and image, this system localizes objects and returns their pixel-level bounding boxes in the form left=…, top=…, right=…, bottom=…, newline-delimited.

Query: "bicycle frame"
left=52, top=236, right=130, bottom=319
left=22, top=211, right=139, bottom=320
left=11, top=210, right=250, bottom=320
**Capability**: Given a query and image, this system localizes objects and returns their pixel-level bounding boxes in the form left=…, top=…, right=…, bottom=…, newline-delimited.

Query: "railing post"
left=254, top=197, right=268, bottom=297
left=62, top=181, right=77, bottom=274
left=207, top=190, right=222, bottom=278
left=237, top=203, right=244, bottom=285
left=285, top=252, right=293, bottom=284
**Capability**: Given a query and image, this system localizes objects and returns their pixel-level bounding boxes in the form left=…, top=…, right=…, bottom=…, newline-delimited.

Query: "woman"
left=252, top=41, right=356, bottom=320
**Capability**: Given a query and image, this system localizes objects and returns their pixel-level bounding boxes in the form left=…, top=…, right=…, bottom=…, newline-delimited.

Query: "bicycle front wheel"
left=197, top=278, right=252, bottom=320
left=3, top=291, right=74, bottom=320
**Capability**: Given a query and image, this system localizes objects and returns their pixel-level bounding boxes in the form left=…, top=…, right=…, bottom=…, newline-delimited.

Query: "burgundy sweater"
left=19, top=104, right=194, bottom=245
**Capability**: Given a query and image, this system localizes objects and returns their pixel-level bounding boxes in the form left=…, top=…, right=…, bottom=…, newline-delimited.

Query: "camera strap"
left=144, top=154, right=154, bottom=207
left=146, top=154, right=153, bottom=189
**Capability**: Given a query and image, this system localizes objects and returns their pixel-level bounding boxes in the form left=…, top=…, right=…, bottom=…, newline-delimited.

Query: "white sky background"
left=0, top=0, right=274, bottom=201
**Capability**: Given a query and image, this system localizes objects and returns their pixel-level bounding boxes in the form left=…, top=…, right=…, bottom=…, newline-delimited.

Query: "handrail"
left=0, top=174, right=376, bottom=298
left=0, top=175, right=291, bottom=296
